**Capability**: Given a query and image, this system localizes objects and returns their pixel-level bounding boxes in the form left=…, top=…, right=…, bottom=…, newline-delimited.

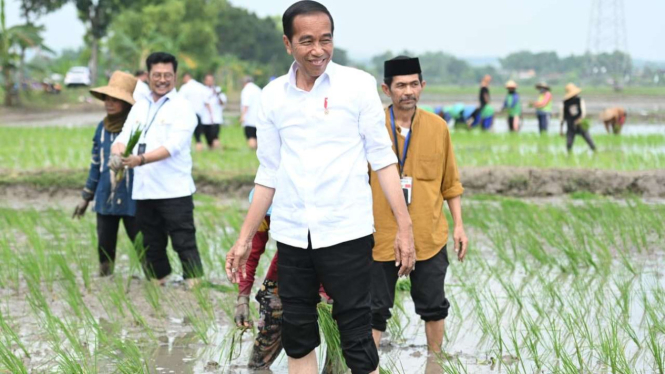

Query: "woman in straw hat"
left=73, top=71, right=141, bottom=277
left=530, top=82, right=553, bottom=134
left=502, top=80, right=521, bottom=132
left=559, top=83, right=596, bottom=152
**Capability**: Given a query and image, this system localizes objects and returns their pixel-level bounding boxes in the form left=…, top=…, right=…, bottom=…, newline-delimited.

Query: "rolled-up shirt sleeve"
left=358, top=75, right=397, bottom=171
left=440, top=125, right=464, bottom=199
left=163, top=104, right=197, bottom=156
left=254, top=92, right=280, bottom=188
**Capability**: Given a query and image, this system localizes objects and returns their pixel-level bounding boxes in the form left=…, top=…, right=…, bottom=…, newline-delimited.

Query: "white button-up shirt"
left=180, top=79, right=208, bottom=117
left=240, top=82, right=262, bottom=126
left=255, top=62, right=397, bottom=249
left=115, top=89, right=197, bottom=200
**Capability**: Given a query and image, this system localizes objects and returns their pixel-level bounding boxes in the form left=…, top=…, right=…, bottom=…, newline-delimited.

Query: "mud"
left=2, top=167, right=664, bottom=210
left=461, top=166, right=665, bottom=197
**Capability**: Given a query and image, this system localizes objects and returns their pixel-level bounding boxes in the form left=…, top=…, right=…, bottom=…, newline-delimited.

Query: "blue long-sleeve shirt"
left=82, top=121, right=136, bottom=216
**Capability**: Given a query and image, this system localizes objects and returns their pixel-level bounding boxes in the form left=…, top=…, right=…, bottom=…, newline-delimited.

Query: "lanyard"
left=142, top=97, right=169, bottom=138
left=390, top=106, right=412, bottom=176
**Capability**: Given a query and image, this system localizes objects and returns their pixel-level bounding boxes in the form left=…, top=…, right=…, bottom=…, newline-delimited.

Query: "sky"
left=5, top=0, right=665, bottom=62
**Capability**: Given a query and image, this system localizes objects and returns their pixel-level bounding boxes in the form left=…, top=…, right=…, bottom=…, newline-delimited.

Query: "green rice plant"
left=182, top=301, right=212, bottom=345
left=646, top=323, right=665, bottom=374
left=0, top=310, right=29, bottom=360
left=141, top=280, right=164, bottom=317
left=387, top=284, right=411, bottom=344
left=440, top=356, right=469, bottom=374
left=597, top=321, right=632, bottom=374
left=317, top=303, right=346, bottom=372
left=0, top=340, right=28, bottom=374
left=109, top=336, right=151, bottom=374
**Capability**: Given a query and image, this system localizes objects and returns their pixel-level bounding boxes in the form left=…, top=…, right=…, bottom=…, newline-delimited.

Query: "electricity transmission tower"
left=586, top=0, right=630, bottom=86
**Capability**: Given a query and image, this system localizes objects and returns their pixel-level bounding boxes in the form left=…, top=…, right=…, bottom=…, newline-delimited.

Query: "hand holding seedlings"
left=122, top=155, right=142, bottom=169
left=234, top=295, right=252, bottom=328
left=108, top=154, right=123, bottom=172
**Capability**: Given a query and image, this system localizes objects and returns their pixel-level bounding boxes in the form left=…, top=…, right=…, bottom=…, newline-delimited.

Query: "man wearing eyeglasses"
left=111, top=51, right=203, bottom=288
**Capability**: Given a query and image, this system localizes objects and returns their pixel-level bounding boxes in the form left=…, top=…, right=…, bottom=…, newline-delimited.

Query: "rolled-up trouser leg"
left=249, top=279, right=283, bottom=369
left=313, top=235, right=379, bottom=374
left=277, top=241, right=321, bottom=359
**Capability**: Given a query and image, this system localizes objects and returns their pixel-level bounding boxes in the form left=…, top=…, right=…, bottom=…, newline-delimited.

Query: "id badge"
left=401, top=176, right=413, bottom=206
left=137, top=143, right=146, bottom=155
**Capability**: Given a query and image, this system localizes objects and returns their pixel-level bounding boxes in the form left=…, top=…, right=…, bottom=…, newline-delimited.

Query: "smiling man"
left=111, top=52, right=203, bottom=288
left=370, top=56, right=468, bottom=358
left=224, top=2, right=415, bottom=373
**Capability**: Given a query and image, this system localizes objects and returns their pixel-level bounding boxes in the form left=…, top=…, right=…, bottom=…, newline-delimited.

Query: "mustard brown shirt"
left=370, top=107, right=464, bottom=262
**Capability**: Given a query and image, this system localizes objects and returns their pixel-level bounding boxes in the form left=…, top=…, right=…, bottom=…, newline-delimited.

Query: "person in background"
left=180, top=72, right=210, bottom=152
left=73, top=71, right=140, bottom=277
left=530, top=82, right=553, bottom=134
left=111, top=52, right=203, bottom=288
left=502, top=80, right=521, bottom=132
left=372, top=56, right=467, bottom=360
left=199, top=73, right=227, bottom=150
left=234, top=191, right=336, bottom=372
left=560, top=83, right=596, bottom=152
left=600, top=107, right=627, bottom=134
left=468, top=74, right=492, bottom=127
left=240, top=76, right=262, bottom=150
left=133, top=70, right=150, bottom=102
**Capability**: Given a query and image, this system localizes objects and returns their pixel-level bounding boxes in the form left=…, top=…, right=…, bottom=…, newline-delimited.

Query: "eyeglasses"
left=150, top=73, right=174, bottom=81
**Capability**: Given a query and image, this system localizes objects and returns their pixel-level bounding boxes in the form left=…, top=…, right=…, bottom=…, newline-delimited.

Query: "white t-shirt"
left=240, top=82, right=262, bottom=127
left=201, top=86, right=227, bottom=125
left=179, top=79, right=208, bottom=118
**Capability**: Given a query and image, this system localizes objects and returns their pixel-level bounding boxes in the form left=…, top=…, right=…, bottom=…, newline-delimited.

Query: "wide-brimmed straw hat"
left=90, top=71, right=138, bottom=105
left=505, top=80, right=517, bottom=89
left=563, top=83, right=582, bottom=100
left=535, top=81, right=550, bottom=90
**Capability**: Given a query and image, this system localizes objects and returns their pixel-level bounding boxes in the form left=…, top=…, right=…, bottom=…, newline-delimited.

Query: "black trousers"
left=97, top=213, right=139, bottom=265
left=566, top=123, right=596, bottom=151
left=194, top=124, right=220, bottom=146
left=136, top=195, right=203, bottom=280
left=371, top=247, right=450, bottom=332
left=277, top=235, right=379, bottom=374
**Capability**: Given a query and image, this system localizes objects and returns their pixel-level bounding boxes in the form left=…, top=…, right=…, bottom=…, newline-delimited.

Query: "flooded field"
left=1, top=104, right=664, bottom=373
left=0, top=195, right=664, bottom=373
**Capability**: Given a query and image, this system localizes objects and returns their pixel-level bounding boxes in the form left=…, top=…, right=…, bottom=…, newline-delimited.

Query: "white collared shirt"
left=114, top=89, right=197, bottom=200
left=255, top=61, right=397, bottom=249
left=240, top=82, right=262, bottom=126
left=132, top=80, right=151, bottom=103
left=179, top=79, right=208, bottom=117
left=201, top=85, right=227, bottom=125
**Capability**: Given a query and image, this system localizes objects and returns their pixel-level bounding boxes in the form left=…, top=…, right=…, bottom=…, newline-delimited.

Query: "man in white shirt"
left=199, top=73, right=227, bottom=150
left=240, top=76, right=262, bottom=150
left=225, top=2, right=415, bottom=373
left=111, top=52, right=203, bottom=288
left=132, top=70, right=150, bottom=103
left=180, top=72, right=210, bottom=152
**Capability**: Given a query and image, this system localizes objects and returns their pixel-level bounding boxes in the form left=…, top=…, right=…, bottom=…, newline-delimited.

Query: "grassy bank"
left=0, top=126, right=663, bottom=182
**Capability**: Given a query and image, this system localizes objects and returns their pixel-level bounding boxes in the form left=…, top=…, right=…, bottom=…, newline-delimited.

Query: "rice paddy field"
left=0, top=120, right=664, bottom=373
